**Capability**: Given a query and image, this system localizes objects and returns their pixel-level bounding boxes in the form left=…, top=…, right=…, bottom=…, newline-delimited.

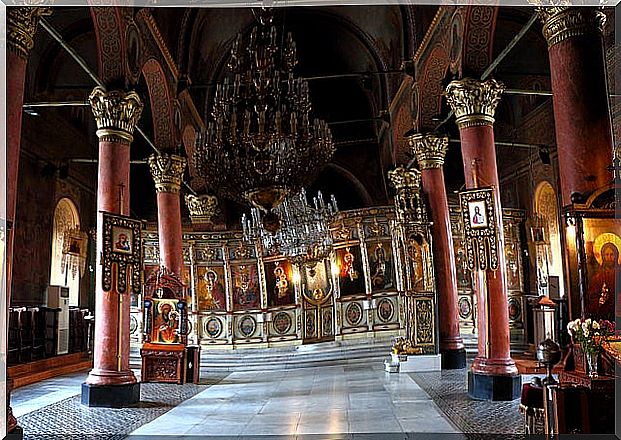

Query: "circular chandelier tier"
left=194, top=11, right=335, bottom=213
left=242, top=189, right=338, bottom=266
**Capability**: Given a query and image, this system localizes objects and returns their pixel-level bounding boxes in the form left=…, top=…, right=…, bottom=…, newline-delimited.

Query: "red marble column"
left=537, top=7, right=612, bottom=206
left=446, top=78, right=519, bottom=400
left=148, top=154, right=187, bottom=277
left=84, top=87, right=143, bottom=395
left=5, top=7, right=52, bottom=431
left=409, top=133, right=466, bottom=369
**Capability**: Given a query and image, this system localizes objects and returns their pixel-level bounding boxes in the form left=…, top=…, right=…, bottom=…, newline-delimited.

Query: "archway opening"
left=50, top=198, right=81, bottom=306
left=534, top=181, right=565, bottom=297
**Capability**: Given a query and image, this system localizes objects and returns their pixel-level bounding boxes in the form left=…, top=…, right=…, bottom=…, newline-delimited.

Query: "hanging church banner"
left=101, top=212, right=142, bottom=294
left=458, top=188, right=499, bottom=271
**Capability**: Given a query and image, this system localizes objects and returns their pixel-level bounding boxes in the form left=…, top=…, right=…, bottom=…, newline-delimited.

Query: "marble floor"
left=128, top=365, right=461, bottom=438
left=11, top=371, right=88, bottom=418
left=13, top=364, right=470, bottom=439
left=12, top=361, right=543, bottom=439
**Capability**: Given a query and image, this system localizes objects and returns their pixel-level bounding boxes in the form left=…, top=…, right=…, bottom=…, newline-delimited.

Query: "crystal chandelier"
left=242, top=189, right=338, bottom=266
left=193, top=9, right=334, bottom=218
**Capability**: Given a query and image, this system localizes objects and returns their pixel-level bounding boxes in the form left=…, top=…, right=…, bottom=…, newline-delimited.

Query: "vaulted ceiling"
left=22, top=5, right=611, bottom=227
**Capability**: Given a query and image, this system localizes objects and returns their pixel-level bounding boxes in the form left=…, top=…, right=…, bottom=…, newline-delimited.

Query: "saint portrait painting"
left=467, top=200, right=488, bottom=229
left=231, top=264, right=260, bottom=310
left=367, top=241, right=394, bottom=292
left=585, top=230, right=621, bottom=321
left=197, top=266, right=227, bottom=311
left=266, top=260, right=295, bottom=306
left=336, top=246, right=365, bottom=296
left=111, top=226, right=132, bottom=254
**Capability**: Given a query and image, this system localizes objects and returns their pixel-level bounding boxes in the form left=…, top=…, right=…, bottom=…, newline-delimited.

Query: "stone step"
left=131, top=334, right=528, bottom=372
left=130, top=338, right=395, bottom=372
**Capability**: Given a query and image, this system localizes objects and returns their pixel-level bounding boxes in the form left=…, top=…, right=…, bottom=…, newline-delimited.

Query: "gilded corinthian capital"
left=184, top=194, right=219, bottom=224
left=148, top=153, right=187, bottom=194
left=388, top=167, right=426, bottom=225
left=7, top=7, right=52, bottom=59
left=388, top=167, right=422, bottom=192
left=535, top=7, right=605, bottom=48
left=89, top=87, right=144, bottom=144
left=407, top=134, right=449, bottom=170
left=445, top=78, right=504, bottom=129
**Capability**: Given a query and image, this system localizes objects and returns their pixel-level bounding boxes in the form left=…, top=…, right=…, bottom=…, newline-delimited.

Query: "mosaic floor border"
left=18, top=377, right=226, bottom=440
left=408, top=369, right=528, bottom=440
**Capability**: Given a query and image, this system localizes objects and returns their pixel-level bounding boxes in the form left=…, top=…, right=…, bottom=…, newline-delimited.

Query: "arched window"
left=534, top=181, right=565, bottom=297
left=50, top=198, right=81, bottom=306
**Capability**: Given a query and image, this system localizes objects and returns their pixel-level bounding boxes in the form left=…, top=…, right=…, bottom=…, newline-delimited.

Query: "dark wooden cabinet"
left=141, top=344, right=201, bottom=385
left=141, top=343, right=185, bottom=384
left=548, top=371, right=615, bottom=434
left=184, top=345, right=201, bottom=384
left=44, top=307, right=60, bottom=357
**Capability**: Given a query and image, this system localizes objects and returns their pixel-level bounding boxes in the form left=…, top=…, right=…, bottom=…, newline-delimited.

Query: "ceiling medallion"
left=193, top=8, right=334, bottom=217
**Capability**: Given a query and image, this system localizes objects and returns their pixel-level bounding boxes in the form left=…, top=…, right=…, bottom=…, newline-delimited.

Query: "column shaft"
left=460, top=125, right=515, bottom=371
left=156, top=191, right=184, bottom=275
left=148, top=153, right=187, bottom=278
left=540, top=8, right=613, bottom=205
left=410, top=133, right=465, bottom=369
left=421, top=169, right=464, bottom=352
left=6, top=7, right=52, bottom=429
left=446, top=78, right=519, bottom=400
left=86, top=140, right=135, bottom=385
left=84, top=87, right=143, bottom=395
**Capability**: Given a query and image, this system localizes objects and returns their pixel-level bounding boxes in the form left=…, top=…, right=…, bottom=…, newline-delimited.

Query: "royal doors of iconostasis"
left=300, top=259, right=335, bottom=343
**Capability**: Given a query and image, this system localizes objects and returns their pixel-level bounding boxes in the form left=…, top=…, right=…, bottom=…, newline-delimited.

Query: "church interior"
left=1, top=3, right=620, bottom=439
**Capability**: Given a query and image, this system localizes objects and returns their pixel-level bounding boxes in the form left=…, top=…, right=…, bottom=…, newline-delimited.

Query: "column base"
left=468, top=370, right=521, bottom=401
left=6, top=426, right=23, bottom=440
left=81, top=382, right=141, bottom=408
left=441, top=348, right=467, bottom=369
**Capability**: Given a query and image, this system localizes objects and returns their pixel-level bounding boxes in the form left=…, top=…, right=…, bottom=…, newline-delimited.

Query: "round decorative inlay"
left=458, top=297, right=472, bottom=320
left=305, top=313, right=316, bottom=338
left=272, top=312, right=292, bottom=335
left=130, top=315, right=138, bottom=334
left=345, top=302, right=363, bottom=326
left=239, top=315, right=256, bottom=338
left=205, top=317, right=223, bottom=338
left=377, top=298, right=394, bottom=322
left=508, top=297, right=522, bottom=322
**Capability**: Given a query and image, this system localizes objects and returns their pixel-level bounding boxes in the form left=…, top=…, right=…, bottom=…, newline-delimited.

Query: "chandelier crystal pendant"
left=242, top=189, right=338, bottom=266
left=194, top=9, right=335, bottom=217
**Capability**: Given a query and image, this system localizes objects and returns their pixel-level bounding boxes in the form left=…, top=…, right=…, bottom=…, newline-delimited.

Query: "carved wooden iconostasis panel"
left=503, top=209, right=527, bottom=347
left=134, top=207, right=436, bottom=351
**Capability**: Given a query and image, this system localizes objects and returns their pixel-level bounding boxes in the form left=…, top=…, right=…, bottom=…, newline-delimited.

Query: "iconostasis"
left=133, top=206, right=438, bottom=350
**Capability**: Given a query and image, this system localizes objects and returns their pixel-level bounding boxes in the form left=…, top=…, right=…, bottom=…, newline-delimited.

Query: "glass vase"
left=586, top=351, right=599, bottom=378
